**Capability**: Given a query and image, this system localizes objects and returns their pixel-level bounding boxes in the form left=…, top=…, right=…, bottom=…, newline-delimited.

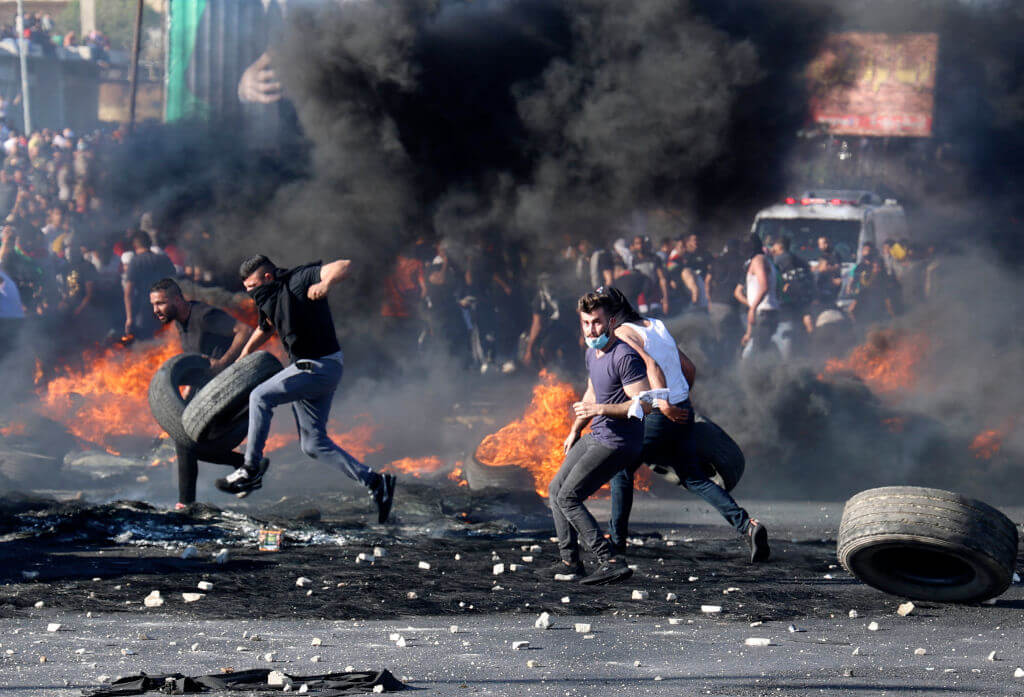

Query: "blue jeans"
left=550, top=434, right=639, bottom=565
left=609, top=409, right=750, bottom=547
left=244, top=355, right=377, bottom=489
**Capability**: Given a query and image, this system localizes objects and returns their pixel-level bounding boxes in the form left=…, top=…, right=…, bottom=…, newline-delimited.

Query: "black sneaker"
left=215, top=458, right=269, bottom=499
left=746, top=519, right=770, bottom=563
left=608, top=540, right=627, bottom=557
left=371, top=473, right=396, bottom=523
left=580, top=558, right=633, bottom=586
left=546, top=559, right=586, bottom=580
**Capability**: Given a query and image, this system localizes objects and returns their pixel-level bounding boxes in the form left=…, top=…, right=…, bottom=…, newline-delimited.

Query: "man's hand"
left=740, top=330, right=751, bottom=346
left=659, top=401, right=692, bottom=425
left=124, top=318, right=133, bottom=336
left=563, top=430, right=580, bottom=455
left=307, top=281, right=330, bottom=301
left=237, top=51, right=282, bottom=104
left=572, top=401, right=603, bottom=419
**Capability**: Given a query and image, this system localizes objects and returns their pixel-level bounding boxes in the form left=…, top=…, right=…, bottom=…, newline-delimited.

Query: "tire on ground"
left=464, top=451, right=537, bottom=492
left=181, top=352, right=284, bottom=445
left=837, top=486, right=1018, bottom=603
left=693, top=415, right=745, bottom=492
left=148, top=353, right=245, bottom=455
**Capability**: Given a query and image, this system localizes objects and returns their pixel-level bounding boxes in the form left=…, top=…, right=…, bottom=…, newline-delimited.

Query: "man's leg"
left=243, top=362, right=307, bottom=467
left=548, top=438, right=589, bottom=566
left=607, top=465, right=637, bottom=553
left=175, top=443, right=199, bottom=506
left=681, top=476, right=751, bottom=534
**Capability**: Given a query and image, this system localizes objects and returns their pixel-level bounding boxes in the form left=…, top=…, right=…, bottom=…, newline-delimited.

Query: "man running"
left=601, top=287, right=770, bottom=563
left=216, top=255, right=396, bottom=523
left=549, top=289, right=650, bottom=585
left=150, top=278, right=252, bottom=509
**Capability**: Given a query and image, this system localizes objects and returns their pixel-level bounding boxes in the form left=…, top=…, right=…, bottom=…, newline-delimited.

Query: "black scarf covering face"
left=248, top=279, right=282, bottom=315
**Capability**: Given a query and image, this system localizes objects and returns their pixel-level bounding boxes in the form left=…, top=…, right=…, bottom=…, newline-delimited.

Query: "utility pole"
left=128, top=0, right=145, bottom=133
left=15, top=0, right=31, bottom=133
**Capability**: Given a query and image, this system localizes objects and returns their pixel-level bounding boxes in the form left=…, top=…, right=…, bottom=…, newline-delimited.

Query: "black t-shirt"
left=176, top=301, right=237, bottom=359
left=612, top=272, right=650, bottom=309
left=126, top=251, right=176, bottom=316
left=63, top=257, right=97, bottom=305
left=772, top=251, right=807, bottom=275
left=256, top=263, right=341, bottom=362
left=707, top=254, right=742, bottom=305
left=682, top=251, right=711, bottom=277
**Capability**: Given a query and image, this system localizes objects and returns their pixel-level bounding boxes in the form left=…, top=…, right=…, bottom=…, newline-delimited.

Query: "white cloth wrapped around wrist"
left=627, top=389, right=671, bottom=420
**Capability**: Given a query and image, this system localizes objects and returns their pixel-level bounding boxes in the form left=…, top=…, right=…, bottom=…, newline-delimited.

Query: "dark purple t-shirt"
left=585, top=339, right=646, bottom=451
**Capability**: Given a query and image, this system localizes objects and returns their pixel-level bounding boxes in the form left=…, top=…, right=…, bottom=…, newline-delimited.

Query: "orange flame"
left=822, top=329, right=929, bottom=394
left=264, top=414, right=383, bottom=461
left=37, top=333, right=179, bottom=453
left=970, top=429, right=1004, bottom=460
left=383, top=455, right=446, bottom=477
left=476, top=370, right=578, bottom=497
left=0, top=421, right=27, bottom=437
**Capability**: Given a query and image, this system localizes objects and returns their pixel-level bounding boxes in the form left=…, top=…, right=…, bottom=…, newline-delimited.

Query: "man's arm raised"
left=308, top=259, right=352, bottom=300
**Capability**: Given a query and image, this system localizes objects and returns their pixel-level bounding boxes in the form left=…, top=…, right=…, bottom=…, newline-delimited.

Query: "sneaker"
left=580, top=558, right=633, bottom=586
left=371, top=473, right=396, bottom=523
left=746, top=519, right=770, bottom=563
left=546, top=559, right=586, bottom=580
left=215, top=458, right=269, bottom=498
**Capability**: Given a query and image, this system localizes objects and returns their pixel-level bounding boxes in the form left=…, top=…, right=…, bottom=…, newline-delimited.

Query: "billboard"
left=807, top=33, right=938, bottom=138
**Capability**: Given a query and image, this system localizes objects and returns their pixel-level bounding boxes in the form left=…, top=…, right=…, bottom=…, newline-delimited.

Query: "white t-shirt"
left=622, top=318, right=689, bottom=404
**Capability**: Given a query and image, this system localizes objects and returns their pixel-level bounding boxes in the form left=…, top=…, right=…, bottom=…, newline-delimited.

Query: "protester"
left=736, top=233, right=781, bottom=360
left=123, top=231, right=175, bottom=339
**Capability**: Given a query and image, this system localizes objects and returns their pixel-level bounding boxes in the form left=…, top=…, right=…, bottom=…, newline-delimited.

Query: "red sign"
left=808, top=33, right=938, bottom=138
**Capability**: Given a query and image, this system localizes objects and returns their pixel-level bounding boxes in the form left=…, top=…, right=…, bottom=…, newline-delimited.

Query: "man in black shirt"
left=150, top=278, right=253, bottom=508
left=124, top=232, right=175, bottom=339
left=217, top=255, right=396, bottom=523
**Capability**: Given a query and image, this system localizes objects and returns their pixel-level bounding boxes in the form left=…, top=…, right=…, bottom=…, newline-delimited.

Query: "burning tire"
left=181, top=352, right=284, bottom=445
left=464, top=452, right=537, bottom=492
left=148, top=353, right=247, bottom=454
left=837, top=486, right=1018, bottom=603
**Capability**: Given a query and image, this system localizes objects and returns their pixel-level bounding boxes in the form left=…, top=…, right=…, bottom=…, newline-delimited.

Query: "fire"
left=448, top=462, right=468, bottom=486
left=264, top=414, right=383, bottom=461
left=970, top=429, right=1004, bottom=460
left=383, top=455, right=446, bottom=477
left=476, top=370, right=578, bottom=497
left=37, top=333, right=179, bottom=453
left=0, top=421, right=27, bottom=437
left=822, top=329, right=929, bottom=394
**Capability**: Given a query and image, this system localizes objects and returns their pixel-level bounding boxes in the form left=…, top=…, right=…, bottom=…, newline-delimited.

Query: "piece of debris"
left=522, top=556, right=534, bottom=563
left=511, top=641, right=530, bottom=650
left=688, top=576, right=699, bottom=582
left=668, top=618, right=683, bottom=625
left=213, top=549, right=229, bottom=565
left=180, top=545, right=199, bottom=560
left=723, top=587, right=741, bottom=594
left=988, top=651, right=997, bottom=661
left=574, top=623, right=592, bottom=633
left=263, top=652, right=277, bottom=662
left=843, top=668, right=854, bottom=677
left=190, top=643, right=200, bottom=652
left=395, top=637, right=407, bottom=648
left=897, top=602, right=915, bottom=617
left=560, top=596, right=570, bottom=604
left=554, top=574, right=575, bottom=582
left=852, top=647, right=860, bottom=656
left=418, top=561, right=431, bottom=571
left=267, top=671, right=291, bottom=687
left=46, top=623, right=61, bottom=633
left=21, top=571, right=39, bottom=581
left=787, top=624, right=802, bottom=633
left=631, top=590, right=649, bottom=600
left=373, top=685, right=385, bottom=694
left=296, top=577, right=313, bottom=587
left=1014, top=667, right=1024, bottom=678
left=356, top=553, right=371, bottom=563
left=848, top=610, right=858, bottom=619
left=310, top=656, right=321, bottom=663
left=493, top=563, right=505, bottom=575
left=373, top=546, right=386, bottom=558
left=914, top=648, right=927, bottom=656
left=197, top=581, right=214, bottom=592
left=665, top=592, right=677, bottom=601
left=121, top=648, right=136, bottom=656
left=868, top=622, right=879, bottom=631
left=143, top=591, right=164, bottom=608
left=744, top=638, right=771, bottom=647
left=34, top=601, right=44, bottom=609
left=182, top=593, right=205, bottom=603
left=311, top=638, right=322, bottom=646
left=701, top=605, right=722, bottom=614
left=534, top=612, right=553, bottom=630
left=526, top=659, right=540, bottom=668
left=449, top=626, right=459, bottom=634
left=406, top=592, right=418, bottom=600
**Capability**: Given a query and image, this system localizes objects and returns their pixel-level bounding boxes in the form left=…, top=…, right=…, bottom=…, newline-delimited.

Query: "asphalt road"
left=2, top=498, right=1023, bottom=696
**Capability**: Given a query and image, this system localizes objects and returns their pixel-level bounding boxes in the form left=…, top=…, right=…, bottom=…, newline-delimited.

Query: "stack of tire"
left=148, top=352, right=283, bottom=455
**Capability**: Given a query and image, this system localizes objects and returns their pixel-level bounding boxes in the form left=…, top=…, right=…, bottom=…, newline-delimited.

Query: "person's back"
left=620, top=317, right=689, bottom=404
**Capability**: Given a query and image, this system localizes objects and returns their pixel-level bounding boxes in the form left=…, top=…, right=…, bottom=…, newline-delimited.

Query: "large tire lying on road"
left=693, top=415, right=745, bottom=492
left=837, top=486, right=1018, bottom=603
left=182, top=352, right=284, bottom=444
left=148, top=353, right=246, bottom=454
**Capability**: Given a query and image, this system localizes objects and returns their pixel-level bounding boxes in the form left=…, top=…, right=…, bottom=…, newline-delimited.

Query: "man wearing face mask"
left=219, top=255, right=396, bottom=523
left=150, top=278, right=253, bottom=509
left=548, top=288, right=650, bottom=585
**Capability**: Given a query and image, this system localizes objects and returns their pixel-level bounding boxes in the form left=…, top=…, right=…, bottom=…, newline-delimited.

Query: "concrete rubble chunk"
left=182, top=593, right=205, bottom=603
left=267, top=670, right=291, bottom=686
left=298, top=685, right=309, bottom=694
left=914, top=648, right=927, bottom=656
left=373, top=546, right=386, bottom=558
left=311, top=656, right=321, bottom=663
left=848, top=610, right=858, bottom=619
left=701, top=605, right=722, bottom=614
left=46, top=623, right=61, bottom=632
left=665, top=593, right=677, bottom=601
left=418, top=561, right=431, bottom=571
left=396, top=636, right=407, bottom=647
left=560, top=596, right=570, bottom=604
left=511, top=641, right=530, bottom=650
left=213, top=549, right=229, bottom=565
left=987, top=651, right=997, bottom=661
left=493, top=563, right=505, bottom=575
left=868, top=622, right=879, bottom=631
left=688, top=576, right=699, bottom=582
left=263, top=652, right=277, bottom=662
left=509, top=564, right=521, bottom=572
left=373, top=685, right=385, bottom=694
left=534, top=612, right=552, bottom=629
left=356, top=553, right=370, bottom=563
left=449, top=626, right=459, bottom=634
left=190, top=643, right=200, bottom=652
left=631, top=590, right=649, bottom=600
left=197, top=581, right=213, bottom=591
left=34, top=601, right=45, bottom=609
left=406, top=592, right=418, bottom=600
left=143, top=591, right=164, bottom=608
left=527, top=659, right=540, bottom=668
left=897, top=602, right=915, bottom=617
left=311, top=638, right=322, bottom=646
left=389, top=633, right=401, bottom=641
left=554, top=574, right=575, bottom=582
left=522, top=556, right=534, bottom=563
left=1015, top=668, right=1024, bottom=678
left=180, top=546, right=199, bottom=560
left=744, top=638, right=771, bottom=647
left=633, top=660, right=642, bottom=667
left=668, top=618, right=683, bottom=625
left=296, top=577, right=313, bottom=587
left=852, top=647, right=860, bottom=656
left=574, top=623, right=591, bottom=633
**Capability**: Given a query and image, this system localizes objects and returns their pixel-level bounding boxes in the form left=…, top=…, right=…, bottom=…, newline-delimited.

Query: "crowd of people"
left=0, top=13, right=111, bottom=59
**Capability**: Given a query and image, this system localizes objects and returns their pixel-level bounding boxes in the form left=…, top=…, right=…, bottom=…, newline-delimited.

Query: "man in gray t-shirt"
left=548, top=289, right=649, bottom=586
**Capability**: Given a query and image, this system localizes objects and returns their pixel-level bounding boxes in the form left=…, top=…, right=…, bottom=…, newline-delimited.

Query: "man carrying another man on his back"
left=149, top=278, right=252, bottom=509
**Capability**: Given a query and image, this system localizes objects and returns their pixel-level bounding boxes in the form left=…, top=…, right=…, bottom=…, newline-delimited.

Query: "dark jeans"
left=174, top=443, right=244, bottom=505
left=609, top=408, right=750, bottom=547
left=244, top=355, right=377, bottom=489
left=549, top=434, right=639, bottom=565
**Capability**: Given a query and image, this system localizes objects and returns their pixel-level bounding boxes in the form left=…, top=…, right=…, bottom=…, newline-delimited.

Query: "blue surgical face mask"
left=585, top=332, right=610, bottom=350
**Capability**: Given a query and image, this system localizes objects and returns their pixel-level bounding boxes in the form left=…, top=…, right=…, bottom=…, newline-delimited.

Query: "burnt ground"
left=2, top=489, right=1024, bottom=695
